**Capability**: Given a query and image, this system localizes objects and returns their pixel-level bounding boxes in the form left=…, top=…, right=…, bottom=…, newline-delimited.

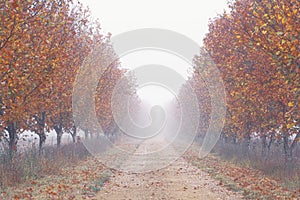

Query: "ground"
left=96, top=156, right=242, bottom=200
left=2, top=139, right=299, bottom=199
left=95, top=138, right=242, bottom=199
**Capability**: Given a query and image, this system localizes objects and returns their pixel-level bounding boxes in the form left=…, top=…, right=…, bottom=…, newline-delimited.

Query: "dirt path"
left=96, top=140, right=243, bottom=200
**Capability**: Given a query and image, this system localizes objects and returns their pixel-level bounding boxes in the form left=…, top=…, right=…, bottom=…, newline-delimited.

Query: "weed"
left=0, top=142, right=90, bottom=191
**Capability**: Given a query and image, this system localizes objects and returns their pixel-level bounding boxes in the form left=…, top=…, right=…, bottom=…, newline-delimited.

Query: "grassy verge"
left=0, top=143, right=115, bottom=199
left=0, top=142, right=90, bottom=192
left=185, top=145, right=300, bottom=199
left=214, top=142, right=300, bottom=191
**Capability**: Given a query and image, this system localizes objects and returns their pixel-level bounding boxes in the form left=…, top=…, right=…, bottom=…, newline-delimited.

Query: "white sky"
left=80, top=0, right=228, bottom=45
left=80, top=0, right=229, bottom=105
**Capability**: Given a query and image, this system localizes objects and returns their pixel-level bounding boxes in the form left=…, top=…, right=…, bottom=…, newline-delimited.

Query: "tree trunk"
left=70, top=125, right=77, bottom=143
left=242, top=121, right=252, bottom=156
left=261, top=134, right=267, bottom=157
left=54, top=125, right=63, bottom=148
left=222, top=134, right=229, bottom=144
left=35, top=112, right=46, bottom=155
left=266, top=134, right=274, bottom=156
left=232, top=134, right=238, bottom=144
left=38, top=133, right=46, bottom=154
left=243, top=132, right=251, bottom=156
left=7, top=121, right=18, bottom=159
left=283, top=135, right=292, bottom=162
left=283, top=131, right=300, bottom=162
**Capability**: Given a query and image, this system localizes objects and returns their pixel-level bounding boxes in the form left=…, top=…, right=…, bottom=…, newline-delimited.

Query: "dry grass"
left=185, top=145, right=300, bottom=199
left=213, top=141, right=300, bottom=191
left=0, top=142, right=90, bottom=191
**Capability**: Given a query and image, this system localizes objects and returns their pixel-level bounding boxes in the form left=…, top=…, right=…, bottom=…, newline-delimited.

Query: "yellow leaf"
left=277, top=14, right=282, bottom=20
left=286, top=123, right=294, bottom=129
left=282, top=17, right=286, bottom=24
left=260, top=23, right=267, bottom=28
left=288, top=102, right=294, bottom=107
left=236, top=35, right=241, bottom=39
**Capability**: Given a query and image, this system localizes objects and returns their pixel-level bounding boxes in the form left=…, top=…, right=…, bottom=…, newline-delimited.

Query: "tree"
left=202, top=0, right=299, bottom=158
